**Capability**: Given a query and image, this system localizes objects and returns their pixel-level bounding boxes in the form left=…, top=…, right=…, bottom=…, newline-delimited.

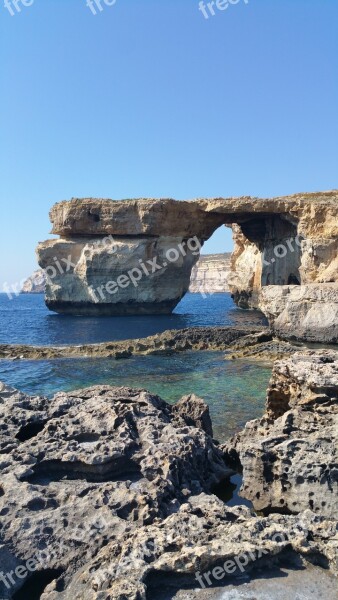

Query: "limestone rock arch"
left=36, top=191, right=338, bottom=341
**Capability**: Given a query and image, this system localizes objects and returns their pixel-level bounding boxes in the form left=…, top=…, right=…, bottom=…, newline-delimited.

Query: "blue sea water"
left=0, top=293, right=270, bottom=441
left=0, top=292, right=267, bottom=346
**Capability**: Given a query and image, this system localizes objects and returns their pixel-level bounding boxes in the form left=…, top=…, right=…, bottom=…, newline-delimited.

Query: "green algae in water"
left=0, top=351, right=271, bottom=442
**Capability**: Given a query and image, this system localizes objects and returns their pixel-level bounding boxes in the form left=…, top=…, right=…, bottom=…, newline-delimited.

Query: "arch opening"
left=242, top=215, right=302, bottom=287
left=188, top=213, right=303, bottom=312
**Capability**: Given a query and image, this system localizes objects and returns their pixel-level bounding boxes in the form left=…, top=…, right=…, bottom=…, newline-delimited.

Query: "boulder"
left=259, top=283, right=338, bottom=343
left=0, top=384, right=231, bottom=597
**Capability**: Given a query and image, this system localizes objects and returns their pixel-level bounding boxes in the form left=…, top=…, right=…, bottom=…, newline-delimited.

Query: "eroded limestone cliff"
left=36, top=191, right=338, bottom=341
left=222, top=191, right=338, bottom=343
left=22, top=253, right=232, bottom=297
left=189, top=253, right=231, bottom=293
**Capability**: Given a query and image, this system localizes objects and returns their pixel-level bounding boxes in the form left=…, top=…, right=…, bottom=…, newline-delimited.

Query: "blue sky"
left=1, top=0, right=337, bottom=286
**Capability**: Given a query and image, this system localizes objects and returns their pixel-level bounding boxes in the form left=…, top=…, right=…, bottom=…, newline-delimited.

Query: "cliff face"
left=223, top=192, right=338, bottom=342
left=189, top=253, right=231, bottom=293
left=259, top=284, right=338, bottom=343
left=23, top=254, right=232, bottom=298
left=36, top=191, right=338, bottom=341
left=21, top=269, right=45, bottom=294
left=223, top=191, right=338, bottom=309
left=37, top=236, right=200, bottom=315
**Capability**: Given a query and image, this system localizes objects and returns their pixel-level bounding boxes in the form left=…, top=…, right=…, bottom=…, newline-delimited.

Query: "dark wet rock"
left=0, top=326, right=268, bottom=361
left=225, top=331, right=304, bottom=362
left=114, top=350, right=132, bottom=360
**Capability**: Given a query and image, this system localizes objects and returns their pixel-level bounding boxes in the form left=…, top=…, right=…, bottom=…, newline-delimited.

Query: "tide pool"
left=0, top=351, right=271, bottom=441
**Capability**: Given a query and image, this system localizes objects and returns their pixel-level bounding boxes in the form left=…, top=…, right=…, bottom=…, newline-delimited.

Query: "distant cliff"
left=189, top=253, right=231, bottom=293
left=21, top=270, right=46, bottom=294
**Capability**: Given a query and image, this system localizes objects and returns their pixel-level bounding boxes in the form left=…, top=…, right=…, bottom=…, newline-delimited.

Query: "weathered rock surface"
left=21, top=252, right=232, bottom=298
left=0, top=383, right=230, bottom=597
left=0, top=368, right=337, bottom=599
left=49, top=192, right=338, bottom=241
left=223, top=350, right=338, bottom=517
left=41, top=499, right=338, bottom=600
left=37, top=235, right=200, bottom=315
left=224, top=192, right=338, bottom=344
left=189, top=253, right=231, bottom=293
left=48, top=198, right=225, bottom=239
left=224, top=330, right=303, bottom=362
left=259, top=283, right=338, bottom=343
left=20, top=269, right=45, bottom=294
left=226, top=224, right=261, bottom=309
left=36, top=191, right=338, bottom=342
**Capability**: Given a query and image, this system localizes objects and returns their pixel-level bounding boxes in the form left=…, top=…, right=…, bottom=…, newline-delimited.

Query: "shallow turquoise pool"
left=0, top=351, right=271, bottom=441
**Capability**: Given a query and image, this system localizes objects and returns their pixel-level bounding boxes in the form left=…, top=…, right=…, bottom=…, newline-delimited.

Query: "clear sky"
left=1, top=0, right=337, bottom=288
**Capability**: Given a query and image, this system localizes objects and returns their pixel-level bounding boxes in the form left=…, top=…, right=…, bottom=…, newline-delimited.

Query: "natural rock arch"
left=36, top=191, right=338, bottom=342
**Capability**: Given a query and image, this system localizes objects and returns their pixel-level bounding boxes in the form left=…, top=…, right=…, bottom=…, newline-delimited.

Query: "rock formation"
left=21, top=252, right=232, bottom=298
left=189, top=253, right=231, bottom=293
left=222, top=191, right=338, bottom=343
left=36, top=198, right=225, bottom=316
left=0, top=383, right=230, bottom=598
left=223, top=349, right=338, bottom=517
left=259, top=283, right=338, bottom=343
left=0, top=326, right=267, bottom=360
left=37, top=235, right=200, bottom=315
left=36, top=191, right=338, bottom=342
left=0, top=352, right=337, bottom=598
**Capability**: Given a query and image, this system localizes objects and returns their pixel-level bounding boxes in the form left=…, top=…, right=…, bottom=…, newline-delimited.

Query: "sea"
left=0, top=292, right=270, bottom=441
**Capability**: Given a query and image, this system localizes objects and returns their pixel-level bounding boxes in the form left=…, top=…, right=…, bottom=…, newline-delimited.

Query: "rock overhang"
left=49, top=190, right=338, bottom=237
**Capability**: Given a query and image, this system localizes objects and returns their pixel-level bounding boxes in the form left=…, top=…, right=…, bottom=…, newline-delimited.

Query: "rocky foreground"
left=0, top=350, right=337, bottom=599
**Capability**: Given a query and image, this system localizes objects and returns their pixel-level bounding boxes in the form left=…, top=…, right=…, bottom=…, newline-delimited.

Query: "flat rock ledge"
left=0, top=349, right=337, bottom=599
left=0, top=326, right=267, bottom=360
left=0, top=326, right=304, bottom=362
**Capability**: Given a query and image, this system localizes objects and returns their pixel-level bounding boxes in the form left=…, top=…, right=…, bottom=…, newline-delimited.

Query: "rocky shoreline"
left=0, top=326, right=306, bottom=362
left=0, top=348, right=337, bottom=599
left=2, top=186, right=338, bottom=598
